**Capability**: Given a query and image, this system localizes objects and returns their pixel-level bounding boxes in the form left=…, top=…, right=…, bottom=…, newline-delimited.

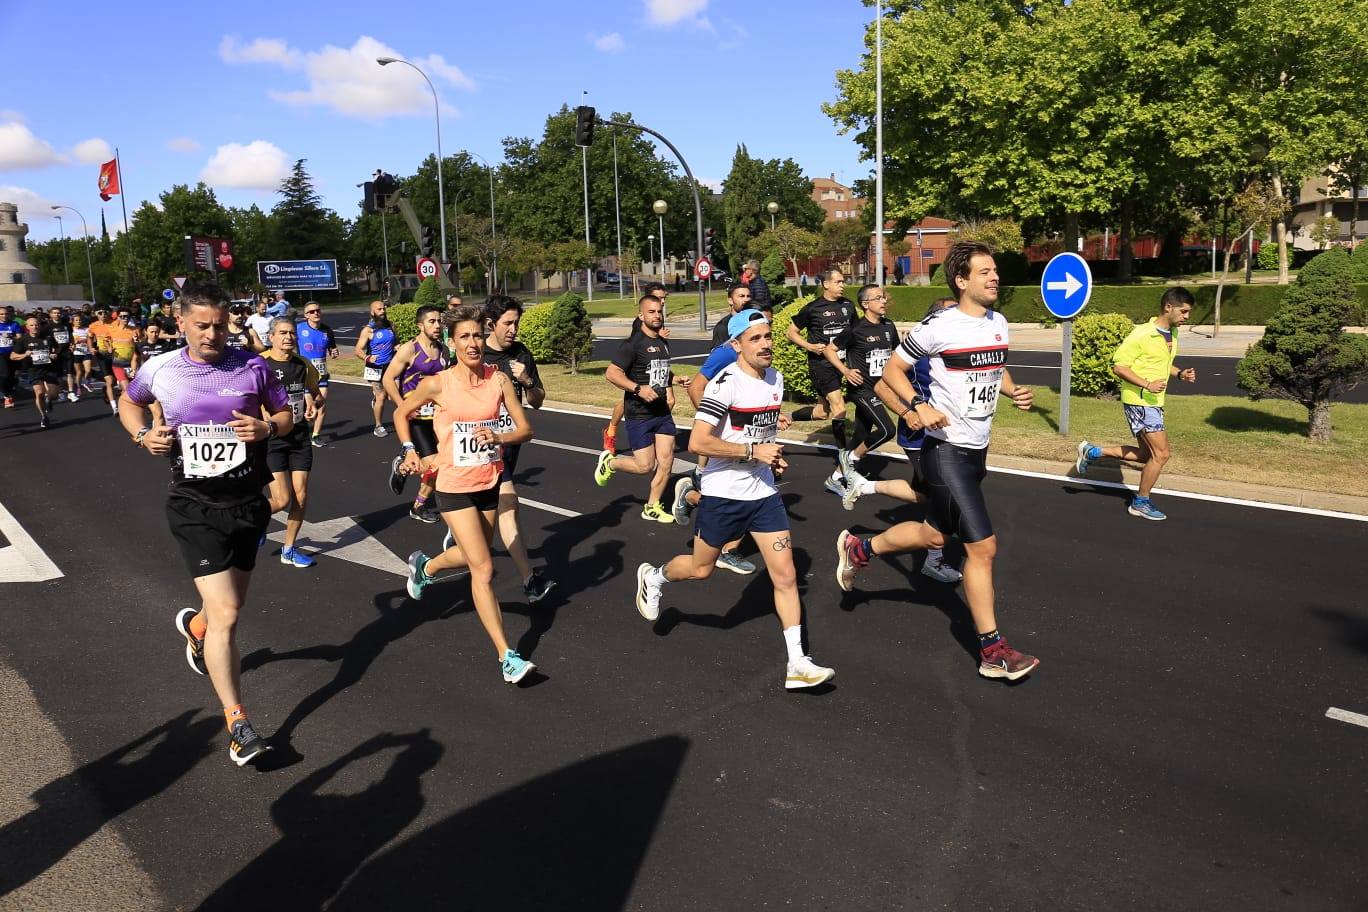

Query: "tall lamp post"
left=874, top=0, right=885, bottom=286
left=468, top=151, right=500, bottom=291
left=53, top=215, right=70, bottom=283
left=767, top=201, right=779, bottom=231
left=653, top=199, right=668, bottom=283
left=647, top=234, right=655, bottom=277
left=51, top=205, right=94, bottom=301
left=376, top=57, right=448, bottom=268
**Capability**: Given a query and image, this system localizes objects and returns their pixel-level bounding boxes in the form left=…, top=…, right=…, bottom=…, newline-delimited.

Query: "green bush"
left=387, top=302, right=418, bottom=343
left=1256, top=242, right=1280, bottom=270
left=412, top=276, right=442, bottom=310
left=770, top=297, right=815, bottom=401
left=1298, top=247, right=1353, bottom=283
left=518, top=302, right=555, bottom=362
left=1351, top=243, right=1368, bottom=284
left=759, top=250, right=786, bottom=286
left=1070, top=312, right=1135, bottom=397
left=769, top=283, right=796, bottom=308
left=546, top=291, right=593, bottom=373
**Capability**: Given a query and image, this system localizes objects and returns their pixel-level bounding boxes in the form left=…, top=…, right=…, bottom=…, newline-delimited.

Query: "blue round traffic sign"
left=1039, top=252, right=1092, bottom=320
left=162, top=289, right=176, bottom=300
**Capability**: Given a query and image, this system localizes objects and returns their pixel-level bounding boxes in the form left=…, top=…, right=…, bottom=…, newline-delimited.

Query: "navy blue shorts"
left=695, top=492, right=788, bottom=548
left=500, top=444, right=521, bottom=483
left=625, top=415, right=676, bottom=452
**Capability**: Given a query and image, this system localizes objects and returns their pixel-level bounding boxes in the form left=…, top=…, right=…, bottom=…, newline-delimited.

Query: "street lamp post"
left=468, top=151, right=500, bottom=291
left=377, top=57, right=448, bottom=268
left=53, top=215, right=69, bottom=284
left=874, top=0, right=885, bottom=286
left=767, top=201, right=779, bottom=231
left=51, top=205, right=94, bottom=301
left=653, top=199, right=668, bottom=284
left=648, top=234, right=655, bottom=279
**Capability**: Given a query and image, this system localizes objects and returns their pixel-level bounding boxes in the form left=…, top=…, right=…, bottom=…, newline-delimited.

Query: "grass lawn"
left=529, top=361, right=1366, bottom=496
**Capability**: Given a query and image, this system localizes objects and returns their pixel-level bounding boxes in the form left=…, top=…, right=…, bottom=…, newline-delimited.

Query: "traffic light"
left=419, top=225, right=435, bottom=257
left=703, top=227, right=717, bottom=259
left=575, top=106, right=596, bottom=147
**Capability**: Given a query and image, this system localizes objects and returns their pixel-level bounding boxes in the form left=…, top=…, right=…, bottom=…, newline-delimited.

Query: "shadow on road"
left=0, top=709, right=219, bottom=900
left=1309, top=605, right=1368, bottom=657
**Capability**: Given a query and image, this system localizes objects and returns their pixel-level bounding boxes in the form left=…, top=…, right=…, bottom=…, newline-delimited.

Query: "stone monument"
left=0, top=202, right=85, bottom=304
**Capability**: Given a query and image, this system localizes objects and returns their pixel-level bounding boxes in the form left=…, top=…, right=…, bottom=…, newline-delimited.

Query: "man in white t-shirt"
left=634, top=311, right=835, bottom=691
left=246, top=298, right=274, bottom=341
left=837, top=241, right=1040, bottom=682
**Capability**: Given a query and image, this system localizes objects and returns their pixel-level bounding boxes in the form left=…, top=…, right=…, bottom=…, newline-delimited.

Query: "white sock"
left=782, top=625, right=805, bottom=664
left=857, top=479, right=878, bottom=495
left=647, top=566, right=668, bottom=588
left=829, top=469, right=843, bottom=483
left=927, top=547, right=944, bottom=563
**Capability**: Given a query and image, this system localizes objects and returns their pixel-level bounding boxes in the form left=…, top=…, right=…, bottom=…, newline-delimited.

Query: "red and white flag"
left=98, top=159, right=120, bottom=201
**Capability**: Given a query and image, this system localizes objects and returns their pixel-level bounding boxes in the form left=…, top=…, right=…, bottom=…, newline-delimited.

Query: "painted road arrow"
left=267, top=513, right=409, bottom=577
left=0, top=501, right=63, bottom=584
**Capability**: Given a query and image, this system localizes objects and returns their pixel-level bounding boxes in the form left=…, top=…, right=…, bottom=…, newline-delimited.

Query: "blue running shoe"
left=1075, top=439, right=1095, bottom=476
left=501, top=649, right=536, bottom=684
left=281, top=547, right=316, bottom=568
left=1127, top=497, right=1167, bottom=521
left=406, top=550, right=432, bottom=600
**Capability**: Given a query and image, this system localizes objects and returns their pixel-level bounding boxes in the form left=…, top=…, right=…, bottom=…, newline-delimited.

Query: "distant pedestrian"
left=740, top=259, right=772, bottom=310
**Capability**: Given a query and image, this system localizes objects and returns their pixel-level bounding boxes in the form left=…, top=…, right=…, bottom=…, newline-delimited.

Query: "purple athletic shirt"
left=126, top=347, right=288, bottom=505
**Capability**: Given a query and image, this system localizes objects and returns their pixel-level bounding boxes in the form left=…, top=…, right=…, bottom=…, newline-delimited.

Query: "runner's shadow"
left=654, top=547, right=813, bottom=635
left=1309, top=605, right=1368, bottom=658
left=326, top=736, right=689, bottom=911
left=838, top=553, right=982, bottom=660
left=0, top=709, right=220, bottom=901
left=355, top=501, right=421, bottom=537
left=195, top=730, right=443, bottom=912
left=240, top=589, right=448, bottom=751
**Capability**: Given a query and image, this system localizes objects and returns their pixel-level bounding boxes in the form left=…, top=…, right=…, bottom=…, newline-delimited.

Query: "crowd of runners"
left=1, top=240, right=1205, bottom=767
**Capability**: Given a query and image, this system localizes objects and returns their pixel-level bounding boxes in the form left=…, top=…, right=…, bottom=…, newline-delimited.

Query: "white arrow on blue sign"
left=1039, top=252, right=1092, bottom=320
left=162, top=288, right=176, bottom=300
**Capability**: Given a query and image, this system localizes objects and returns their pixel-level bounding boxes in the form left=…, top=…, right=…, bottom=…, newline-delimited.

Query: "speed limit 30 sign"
left=416, top=257, right=438, bottom=280
left=694, top=256, right=713, bottom=281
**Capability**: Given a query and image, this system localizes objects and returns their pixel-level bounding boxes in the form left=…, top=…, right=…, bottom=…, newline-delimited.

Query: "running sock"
left=857, top=479, right=878, bottom=496
left=978, top=629, right=1002, bottom=650
left=223, top=704, right=247, bottom=731
left=412, top=492, right=429, bottom=511
left=927, top=547, right=945, bottom=563
left=853, top=537, right=876, bottom=562
left=831, top=418, right=847, bottom=449
left=189, top=611, right=208, bottom=639
left=1086, top=445, right=1102, bottom=460
left=782, top=625, right=805, bottom=664
left=647, top=566, right=669, bottom=588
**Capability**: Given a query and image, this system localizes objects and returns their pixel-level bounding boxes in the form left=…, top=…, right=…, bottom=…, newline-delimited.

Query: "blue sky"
left=2, top=0, right=873, bottom=244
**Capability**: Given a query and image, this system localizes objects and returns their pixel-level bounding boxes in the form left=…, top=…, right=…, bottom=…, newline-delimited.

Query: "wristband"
left=133, top=427, right=151, bottom=447
left=265, top=418, right=277, bottom=440
left=401, top=441, right=416, bottom=451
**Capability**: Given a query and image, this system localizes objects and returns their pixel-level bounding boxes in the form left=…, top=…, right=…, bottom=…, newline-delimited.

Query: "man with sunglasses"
left=295, top=302, right=338, bottom=447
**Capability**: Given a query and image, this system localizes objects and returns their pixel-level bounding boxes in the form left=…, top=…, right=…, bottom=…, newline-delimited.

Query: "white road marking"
left=0, top=501, right=63, bottom=583
left=1326, top=707, right=1368, bottom=729
left=521, top=497, right=580, bottom=518
left=268, top=513, right=408, bottom=577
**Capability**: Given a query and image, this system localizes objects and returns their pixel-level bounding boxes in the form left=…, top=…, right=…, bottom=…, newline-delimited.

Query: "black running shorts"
left=807, top=358, right=845, bottom=397
left=919, top=436, right=993, bottom=543
left=434, top=484, right=500, bottom=513
left=166, top=495, right=271, bottom=578
left=411, top=420, right=439, bottom=458
left=266, top=435, right=314, bottom=473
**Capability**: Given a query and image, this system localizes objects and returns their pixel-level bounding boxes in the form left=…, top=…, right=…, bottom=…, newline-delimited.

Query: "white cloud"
left=70, top=138, right=113, bottom=165
left=222, top=34, right=476, bottom=120
left=591, top=32, right=626, bottom=53
left=200, top=140, right=291, bottom=190
left=645, top=0, right=712, bottom=28
left=0, top=110, right=24, bottom=123
left=0, top=121, right=64, bottom=170
left=167, top=137, right=201, bottom=153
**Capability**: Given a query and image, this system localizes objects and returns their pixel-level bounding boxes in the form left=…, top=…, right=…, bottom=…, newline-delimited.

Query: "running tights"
left=850, top=394, right=895, bottom=454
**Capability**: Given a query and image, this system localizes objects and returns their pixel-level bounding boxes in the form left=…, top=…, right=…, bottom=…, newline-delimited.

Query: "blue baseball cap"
left=727, top=308, right=769, bottom=340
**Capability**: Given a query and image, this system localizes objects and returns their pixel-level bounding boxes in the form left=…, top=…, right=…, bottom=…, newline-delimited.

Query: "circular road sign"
left=1039, top=252, right=1093, bottom=320
left=416, top=257, right=439, bottom=280
left=694, top=256, right=713, bottom=281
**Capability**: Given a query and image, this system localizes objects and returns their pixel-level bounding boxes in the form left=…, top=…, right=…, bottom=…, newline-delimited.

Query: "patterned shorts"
left=1124, top=405, right=1165, bottom=436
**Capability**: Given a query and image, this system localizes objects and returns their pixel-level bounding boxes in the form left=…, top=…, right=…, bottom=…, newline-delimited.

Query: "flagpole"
left=115, top=147, right=134, bottom=293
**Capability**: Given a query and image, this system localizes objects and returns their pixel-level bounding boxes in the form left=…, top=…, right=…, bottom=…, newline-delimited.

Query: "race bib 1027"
left=178, top=423, right=247, bottom=478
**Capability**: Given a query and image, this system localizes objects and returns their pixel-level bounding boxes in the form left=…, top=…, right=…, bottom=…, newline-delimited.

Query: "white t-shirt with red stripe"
left=694, top=364, right=784, bottom=500
left=894, top=306, right=1009, bottom=450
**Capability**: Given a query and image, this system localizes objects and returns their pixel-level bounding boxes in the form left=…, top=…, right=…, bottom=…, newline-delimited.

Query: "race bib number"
left=964, top=372, right=1002, bottom=418
left=450, top=419, right=501, bottom=467
left=363, top=366, right=382, bottom=382
left=310, top=357, right=329, bottom=375
left=496, top=405, right=515, bottom=435
left=416, top=401, right=436, bottom=419
left=178, top=424, right=246, bottom=478
left=31, top=348, right=52, bottom=366
left=867, top=348, right=891, bottom=378
left=0, top=331, right=13, bottom=347
left=287, top=392, right=306, bottom=423
left=646, top=358, right=670, bottom=388
left=743, top=408, right=779, bottom=442
left=53, top=330, right=70, bottom=345
left=74, top=343, right=89, bottom=355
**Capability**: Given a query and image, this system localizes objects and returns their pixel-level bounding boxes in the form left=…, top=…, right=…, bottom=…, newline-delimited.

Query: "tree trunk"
left=1353, top=179, right=1362, bottom=246
left=1271, top=170, right=1290, bottom=284
left=1308, top=399, right=1332, bottom=441
left=1063, top=212, right=1081, bottom=254
left=1213, top=241, right=1239, bottom=338
left=1118, top=199, right=1135, bottom=281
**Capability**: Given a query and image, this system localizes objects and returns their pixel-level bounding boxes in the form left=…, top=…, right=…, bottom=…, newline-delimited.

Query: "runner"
left=602, top=282, right=668, bottom=452
left=711, top=284, right=753, bottom=346
left=47, top=306, right=78, bottom=404
left=0, top=305, right=23, bottom=408
left=354, top=300, right=396, bottom=437
left=246, top=298, right=274, bottom=342
left=226, top=302, right=265, bottom=352
left=381, top=304, right=447, bottom=523
left=480, top=295, right=555, bottom=603
left=836, top=242, right=1039, bottom=681
left=594, top=294, right=677, bottom=522
left=634, top=311, right=835, bottom=691
left=1075, top=287, right=1197, bottom=521
left=8, top=315, right=61, bottom=429
left=785, top=267, right=856, bottom=491
left=119, top=281, right=292, bottom=766
left=824, top=283, right=899, bottom=494
left=260, top=317, right=322, bottom=568
left=134, top=321, right=181, bottom=428
left=295, top=302, right=337, bottom=447
left=69, top=312, right=93, bottom=397
left=90, top=306, right=139, bottom=415
left=397, top=303, right=538, bottom=685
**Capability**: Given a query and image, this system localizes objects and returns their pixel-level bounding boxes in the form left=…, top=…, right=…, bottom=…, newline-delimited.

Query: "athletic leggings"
left=920, top=436, right=993, bottom=543
left=850, top=392, right=895, bottom=454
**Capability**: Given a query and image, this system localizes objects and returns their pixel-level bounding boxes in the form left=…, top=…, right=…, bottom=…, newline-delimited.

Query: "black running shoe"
left=175, top=608, right=206, bottom=675
left=228, top=719, right=273, bottom=767
left=524, top=570, right=556, bottom=604
left=410, top=505, right=440, bottom=524
left=388, top=454, right=408, bottom=496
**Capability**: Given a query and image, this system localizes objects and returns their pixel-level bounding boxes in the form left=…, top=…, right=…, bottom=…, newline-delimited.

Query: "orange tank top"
left=434, top=363, right=505, bottom=493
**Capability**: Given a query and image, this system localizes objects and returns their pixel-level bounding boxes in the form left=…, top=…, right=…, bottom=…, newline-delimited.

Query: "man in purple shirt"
left=119, top=281, right=293, bottom=768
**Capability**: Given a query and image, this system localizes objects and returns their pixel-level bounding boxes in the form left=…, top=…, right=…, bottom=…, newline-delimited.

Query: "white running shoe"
left=635, top=562, right=662, bottom=622
left=823, top=474, right=846, bottom=498
left=785, top=655, right=835, bottom=690
left=920, top=557, right=963, bottom=584
left=841, top=477, right=865, bottom=512
left=373, top=425, right=389, bottom=438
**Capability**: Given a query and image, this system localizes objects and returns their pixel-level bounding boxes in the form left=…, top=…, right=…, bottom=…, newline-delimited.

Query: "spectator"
left=740, top=259, right=772, bottom=310
left=266, top=289, right=290, bottom=318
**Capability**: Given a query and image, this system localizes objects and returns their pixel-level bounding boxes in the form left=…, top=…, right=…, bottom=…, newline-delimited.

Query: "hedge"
left=770, top=296, right=817, bottom=401
left=885, top=283, right=1368, bottom=326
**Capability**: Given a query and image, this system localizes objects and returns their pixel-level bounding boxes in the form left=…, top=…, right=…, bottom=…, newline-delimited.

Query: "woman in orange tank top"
left=393, top=304, right=537, bottom=684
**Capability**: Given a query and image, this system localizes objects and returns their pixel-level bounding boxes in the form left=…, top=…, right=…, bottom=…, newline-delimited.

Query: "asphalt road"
left=3, top=382, right=1363, bottom=911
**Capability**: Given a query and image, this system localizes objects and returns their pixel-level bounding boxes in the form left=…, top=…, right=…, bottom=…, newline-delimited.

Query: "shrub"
left=1351, top=243, right=1368, bottom=284
left=387, top=302, right=418, bottom=343
left=1298, top=247, right=1353, bottom=283
left=759, top=250, right=786, bottom=286
left=412, top=276, right=442, bottom=310
left=1070, top=312, right=1135, bottom=397
left=545, top=292, right=593, bottom=373
left=769, top=283, right=796, bottom=308
left=770, top=297, right=815, bottom=401
left=1256, top=242, right=1280, bottom=270
left=518, top=302, right=555, bottom=362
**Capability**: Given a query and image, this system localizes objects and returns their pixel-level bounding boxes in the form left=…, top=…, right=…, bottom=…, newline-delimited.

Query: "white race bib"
left=287, top=392, right=306, bottom=423
left=363, top=366, right=382, bottom=382
left=868, top=349, right=890, bottom=378
left=496, top=405, right=515, bottom=436
left=53, top=330, right=70, bottom=345
left=178, top=424, right=247, bottom=478
left=647, top=358, right=670, bottom=388
left=0, top=332, right=13, bottom=347
left=450, top=419, right=501, bottom=467
left=964, top=371, right=1002, bottom=418
left=310, top=357, right=328, bottom=375
left=30, top=348, right=52, bottom=366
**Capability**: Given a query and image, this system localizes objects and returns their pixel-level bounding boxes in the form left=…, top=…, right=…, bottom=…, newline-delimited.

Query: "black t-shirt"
left=137, top=338, right=180, bottom=362
left=611, top=332, right=671, bottom=421
left=792, top=297, right=856, bottom=355
left=153, top=314, right=178, bottom=335
left=49, top=321, right=72, bottom=352
left=485, top=341, right=541, bottom=404
left=262, top=352, right=314, bottom=443
left=833, top=317, right=900, bottom=393
left=226, top=327, right=255, bottom=350
left=13, top=334, right=59, bottom=371
left=711, top=313, right=737, bottom=348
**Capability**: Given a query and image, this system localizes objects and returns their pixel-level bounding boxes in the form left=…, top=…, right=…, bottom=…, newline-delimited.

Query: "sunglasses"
left=304, top=309, right=321, bottom=315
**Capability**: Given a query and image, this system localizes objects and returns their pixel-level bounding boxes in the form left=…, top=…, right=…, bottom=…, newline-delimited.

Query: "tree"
left=226, top=204, right=271, bottom=292
left=752, top=221, right=819, bottom=290
left=1321, top=150, right=1368, bottom=246
left=1212, top=179, right=1288, bottom=334
left=457, top=213, right=519, bottom=292
left=721, top=145, right=825, bottom=270
left=759, top=250, right=786, bottom=286
left=545, top=291, right=593, bottom=373
left=957, top=218, right=1024, bottom=254
left=1236, top=249, right=1368, bottom=440
left=271, top=160, right=346, bottom=263
left=412, top=276, right=443, bottom=310
left=1307, top=214, right=1339, bottom=250
left=819, top=219, right=870, bottom=274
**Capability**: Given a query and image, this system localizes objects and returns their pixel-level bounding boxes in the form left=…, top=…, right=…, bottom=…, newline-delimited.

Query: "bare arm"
left=382, top=343, right=413, bottom=407
left=353, top=326, right=372, bottom=361
left=494, top=373, right=532, bottom=446
left=1112, top=362, right=1165, bottom=393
